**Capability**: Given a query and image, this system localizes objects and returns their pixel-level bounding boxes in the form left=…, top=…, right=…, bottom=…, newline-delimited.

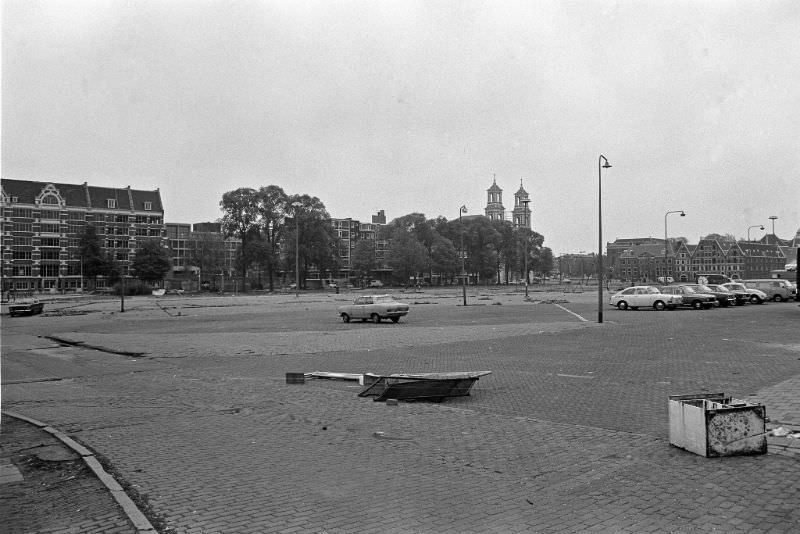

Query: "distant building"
left=483, top=177, right=532, bottom=230
left=1, top=178, right=164, bottom=293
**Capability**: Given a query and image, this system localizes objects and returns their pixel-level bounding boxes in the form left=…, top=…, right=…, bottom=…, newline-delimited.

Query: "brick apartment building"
left=1, top=179, right=164, bottom=293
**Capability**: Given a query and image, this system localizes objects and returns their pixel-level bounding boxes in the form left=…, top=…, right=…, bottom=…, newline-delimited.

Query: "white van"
left=743, top=279, right=796, bottom=302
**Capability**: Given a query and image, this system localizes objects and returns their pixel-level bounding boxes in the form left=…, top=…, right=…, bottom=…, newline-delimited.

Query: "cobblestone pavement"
left=0, top=414, right=136, bottom=534
left=2, top=290, right=799, bottom=533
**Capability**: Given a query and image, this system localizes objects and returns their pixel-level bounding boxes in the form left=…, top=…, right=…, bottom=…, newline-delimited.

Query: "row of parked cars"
left=609, top=279, right=797, bottom=311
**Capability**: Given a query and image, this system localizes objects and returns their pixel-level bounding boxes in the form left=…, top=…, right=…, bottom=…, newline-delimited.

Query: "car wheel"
left=617, top=301, right=628, bottom=310
left=653, top=300, right=666, bottom=311
left=749, top=295, right=760, bottom=304
left=341, top=313, right=350, bottom=323
left=371, top=313, right=381, bottom=323
left=390, top=316, right=400, bottom=323
left=773, top=295, right=783, bottom=302
left=692, top=300, right=704, bottom=310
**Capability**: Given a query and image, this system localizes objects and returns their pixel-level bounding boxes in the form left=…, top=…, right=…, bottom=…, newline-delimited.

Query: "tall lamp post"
left=292, top=201, right=303, bottom=298
left=747, top=225, right=764, bottom=242
left=664, top=210, right=686, bottom=282
left=459, top=205, right=468, bottom=306
left=597, top=155, right=611, bottom=323
left=520, top=198, right=531, bottom=298
left=768, top=215, right=778, bottom=243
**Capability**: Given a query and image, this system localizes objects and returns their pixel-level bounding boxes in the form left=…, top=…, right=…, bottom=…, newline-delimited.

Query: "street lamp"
left=292, top=201, right=303, bottom=298
left=768, top=215, right=778, bottom=243
left=520, top=198, right=531, bottom=298
left=459, top=205, right=468, bottom=306
left=597, top=155, right=611, bottom=324
left=747, top=225, right=764, bottom=242
left=664, top=210, right=686, bottom=283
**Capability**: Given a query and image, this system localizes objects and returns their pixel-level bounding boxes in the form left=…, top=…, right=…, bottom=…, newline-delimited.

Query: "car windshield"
left=726, top=283, right=745, bottom=290
left=697, top=285, right=715, bottom=292
left=374, top=296, right=394, bottom=303
left=682, top=286, right=698, bottom=294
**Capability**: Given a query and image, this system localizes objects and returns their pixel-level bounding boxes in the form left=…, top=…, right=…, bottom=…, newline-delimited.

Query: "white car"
left=609, top=285, right=678, bottom=311
left=337, top=294, right=409, bottom=323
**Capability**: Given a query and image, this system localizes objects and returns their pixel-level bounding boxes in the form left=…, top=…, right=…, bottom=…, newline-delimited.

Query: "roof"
left=1, top=178, right=162, bottom=212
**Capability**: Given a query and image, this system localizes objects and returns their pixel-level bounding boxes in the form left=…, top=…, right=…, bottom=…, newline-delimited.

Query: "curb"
left=2, top=410, right=158, bottom=534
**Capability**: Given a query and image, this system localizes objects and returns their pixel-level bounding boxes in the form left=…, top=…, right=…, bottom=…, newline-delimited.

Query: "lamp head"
left=680, top=211, right=686, bottom=217
left=602, top=161, right=611, bottom=169
left=760, top=225, right=764, bottom=230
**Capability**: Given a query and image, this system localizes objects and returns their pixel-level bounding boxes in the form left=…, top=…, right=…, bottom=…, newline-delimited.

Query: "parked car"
left=684, top=283, right=736, bottom=307
left=369, top=280, right=384, bottom=288
left=8, top=298, right=44, bottom=317
left=659, top=285, right=717, bottom=309
left=743, top=279, right=796, bottom=302
left=337, top=294, right=409, bottom=323
left=720, top=282, right=767, bottom=304
left=706, top=283, right=745, bottom=306
left=608, top=286, right=678, bottom=310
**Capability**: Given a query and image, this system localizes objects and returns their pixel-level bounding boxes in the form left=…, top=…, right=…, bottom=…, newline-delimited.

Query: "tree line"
left=215, top=186, right=554, bottom=290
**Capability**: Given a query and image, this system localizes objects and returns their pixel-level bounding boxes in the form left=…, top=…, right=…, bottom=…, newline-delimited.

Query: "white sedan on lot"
left=609, top=286, right=678, bottom=311
left=337, top=294, right=409, bottom=323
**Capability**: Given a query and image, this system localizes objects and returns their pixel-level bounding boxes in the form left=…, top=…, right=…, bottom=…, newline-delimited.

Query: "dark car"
left=687, top=283, right=736, bottom=307
left=708, top=283, right=746, bottom=306
left=660, top=285, right=717, bottom=309
left=8, top=298, right=44, bottom=317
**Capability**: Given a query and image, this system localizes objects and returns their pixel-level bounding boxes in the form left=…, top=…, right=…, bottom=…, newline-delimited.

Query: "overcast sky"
left=3, top=0, right=799, bottom=254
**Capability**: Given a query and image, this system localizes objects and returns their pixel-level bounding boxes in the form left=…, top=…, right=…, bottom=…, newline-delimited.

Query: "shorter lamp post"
left=292, top=202, right=303, bottom=297
left=664, top=210, right=686, bottom=282
left=459, top=205, right=468, bottom=306
left=747, top=225, right=764, bottom=242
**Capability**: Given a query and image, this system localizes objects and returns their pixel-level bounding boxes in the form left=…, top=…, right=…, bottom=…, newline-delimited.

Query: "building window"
left=12, top=250, right=33, bottom=260
left=40, top=237, right=61, bottom=247
left=40, top=223, right=61, bottom=233
left=40, top=249, right=61, bottom=260
left=13, top=222, right=33, bottom=232
left=13, top=236, right=32, bottom=246
left=144, top=202, right=152, bottom=211
left=107, top=199, right=116, bottom=208
left=12, top=208, right=33, bottom=218
left=40, top=265, right=60, bottom=277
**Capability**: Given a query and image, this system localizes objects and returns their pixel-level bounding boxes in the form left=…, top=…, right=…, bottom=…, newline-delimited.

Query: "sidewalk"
left=0, top=412, right=153, bottom=534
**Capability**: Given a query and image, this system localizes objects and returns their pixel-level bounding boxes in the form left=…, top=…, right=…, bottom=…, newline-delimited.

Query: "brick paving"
left=1, top=290, right=799, bottom=532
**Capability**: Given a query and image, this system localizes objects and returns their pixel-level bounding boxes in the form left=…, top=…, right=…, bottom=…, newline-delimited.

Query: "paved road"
left=2, top=288, right=799, bottom=533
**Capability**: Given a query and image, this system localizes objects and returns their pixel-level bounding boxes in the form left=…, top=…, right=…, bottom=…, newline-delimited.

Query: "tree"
left=429, top=235, right=458, bottom=284
left=255, top=185, right=289, bottom=291
left=131, top=239, right=171, bottom=284
left=188, top=231, right=226, bottom=288
left=386, top=229, right=427, bottom=284
left=284, top=194, right=336, bottom=288
left=220, top=188, right=260, bottom=291
left=77, top=224, right=106, bottom=287
left=351, top=239, right=377, bottom=282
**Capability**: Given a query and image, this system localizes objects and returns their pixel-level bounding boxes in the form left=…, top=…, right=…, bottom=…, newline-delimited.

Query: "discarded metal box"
left=358, top=371, right=491, bottom=402
left=668, top=393, right=767, bottom=457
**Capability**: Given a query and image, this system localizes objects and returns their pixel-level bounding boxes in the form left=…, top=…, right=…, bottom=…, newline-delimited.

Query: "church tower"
left=484, top=176, right=505, bottom=221
left=512, top=180, right=531, bottom=229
